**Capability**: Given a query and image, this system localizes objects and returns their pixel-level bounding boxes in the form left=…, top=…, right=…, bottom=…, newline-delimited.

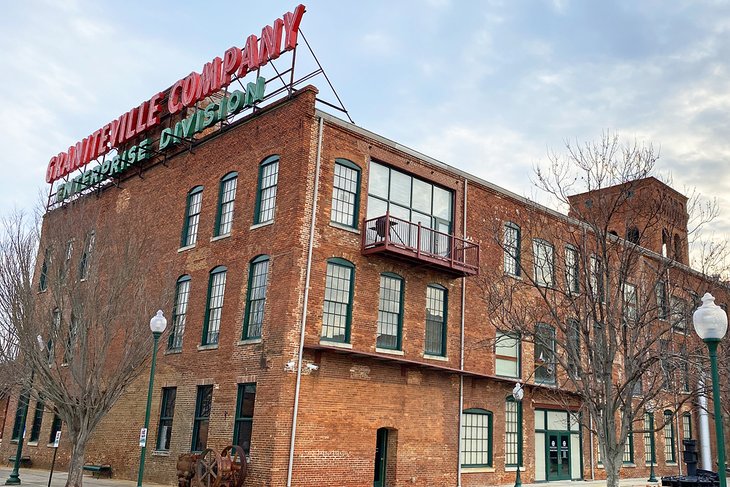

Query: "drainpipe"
left=698, top=374, right=713, bottom=471
left=286, top=115, right=324, bottom=487
left=457, top=178, right=468, bottom=487
left=589, top=415, right=595, bottom=480
left=675, top=404, right=683, bottom=475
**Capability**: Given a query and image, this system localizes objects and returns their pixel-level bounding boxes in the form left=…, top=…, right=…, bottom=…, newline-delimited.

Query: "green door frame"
left=374, top=428, right=388, bottom=487
left=545, top=430, right=572, bottom=481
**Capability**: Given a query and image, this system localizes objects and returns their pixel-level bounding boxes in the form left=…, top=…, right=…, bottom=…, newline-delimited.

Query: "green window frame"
left=181, top=186, right=204, bottom=247
left=168, top=275, right=191, bottom=351
left=78, top=231, right=95, bottom=280
left=11, top=392, right=29, bottom=441
left=644, top=412, right=655, bottom=464
left=460, top=408, right=493, bottom=467
left=533, top=238, right=554, bottom=287
left=321, top=258, right=355, bottom=343
left=567, top=318, right=581, bottom=379
left=331, top=159, right=361, bottom=228
left=254, top=155, right=279, bottom=224
left=623, top=432, right=634, bottom=464
left=29, top=399, right=44, bottom=443
left=590, top=255, right=604, bottom=302
left=214, top=172, right=238, bottom=237
left=39, top=248, right=50, bottom=291
left=504, top=222, right=521, bottom=276
left=202, top=266, right=227, bottom=346
left=425, top=284, right=447, bottom=356
left=191, top=385, right=213, bottom=452
left=242, top=256, right=270, bottom=340
left=624, top=283, right=638, bottom=324
left=49, top=413, right=62, bottom=444
left=495, top=331, right=520, bottom=378
left=156, top=387, right=176, bottom=451
left=233, top=383, right=257, bottom=454
left=664, top=410, right=676, bottom=463
left=565, top=245, right=579, bottom=293
left=505, top=398, right=522, bottom=467
left=656, top=280, right=669, bottom=320
left=682, top=413, right=692, bottom=440
left=376, top=272, right=404, bottom=350
left=535, top=323, right=556, bottom=385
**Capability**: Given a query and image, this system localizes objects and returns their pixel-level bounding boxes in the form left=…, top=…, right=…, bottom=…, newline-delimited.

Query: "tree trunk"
left=604, top=453, right=622, bottom=487
left=66, top=433, right=88, bottom=487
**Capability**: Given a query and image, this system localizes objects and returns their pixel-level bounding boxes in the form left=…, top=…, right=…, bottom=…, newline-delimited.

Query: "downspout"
left=675, top=404, right=683, bottom=475
left=457, top=178, right=468, bottom=487
left=589, top=415, right=595, bottom=480
left=699, top=374, right=713, bottom=470
left=286, top=115, right=324, bottom=487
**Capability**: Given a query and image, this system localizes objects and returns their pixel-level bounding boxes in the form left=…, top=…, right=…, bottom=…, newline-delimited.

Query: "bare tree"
left=476, top=133, right=725, bottom=487
left=0, top=202, right=171, bottom=487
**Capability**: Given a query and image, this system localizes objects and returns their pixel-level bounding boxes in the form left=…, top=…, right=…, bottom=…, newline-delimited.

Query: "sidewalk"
left=513, top=480, right=652, bottom=487
left=0, top=467, right=168, bottom=487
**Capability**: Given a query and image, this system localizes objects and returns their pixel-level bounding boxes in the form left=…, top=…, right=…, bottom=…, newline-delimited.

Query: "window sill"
left=461, top=466, right=495, bottom=473
left=27, top=441, right=39, bottom=447
left=165, top=348, right=183, bottom=355
left=376, top=347, right=404, bottom=356
left=622, top=463, right=636, bottom=468
left=37, top=289, right=48, bottom=294
left=504, top=272, right=522, bottom=280
left=237, top=338, right=262, bottom=346
left=197, top=344, right=219, bottom=351
left=666, top=462, right=678, bottom=466
left=152, top=450, right=171, bottom=457
left=178, top=244, right=196, bottom=253
left=329, top=222, right=360, bottom=234
left=211, top=234, right=231, bottom=242
left=250, top=221, right=274, bottom=230
left=505, top=466, right=525, bottom=472
left=320, top=340, right=352, bottom=349
left=46, top=443, right=56, bottom=448
left=423, top=353, right=448, bottom=361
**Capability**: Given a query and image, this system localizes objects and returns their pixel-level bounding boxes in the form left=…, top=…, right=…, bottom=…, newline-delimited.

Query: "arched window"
left=661, top=229, right=669, bottom=257
left=331, top=159, right=361, bottom=228
left=243, top=256, right=271, bottom=339
left=503, top=222, right=521, bottom=276
left=321, top=258, right=355, bottom=343
left=460, top=408, right=493, bottom=467
left=181, top=186, right=204, bottom=247
left=168, top=275, right=191, bottom=351
left=376, top=273, right=404, bottom=350
left=215, top=172, right=238, bottom=237
left=663, top=410, right=675, bottom=463
left=627, top=226, right=640, bottom=245
left=254, top=156, right=279, bottom=224
left=202, top=266, right=227, bottom=345
left=425, top=284, right=447, bottom=356
left=673, top=234, right=683, bottom=262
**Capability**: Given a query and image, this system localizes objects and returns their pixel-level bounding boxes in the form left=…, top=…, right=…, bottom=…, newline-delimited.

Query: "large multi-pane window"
left=590, top=255, right=604, bottom=301
left=233, top=383, right=256, bottom=454
left=460, top=409, right=492, bottom=467
left=644, top=412, right=655, bottom=464
left=191, top=385, right=213, bottom=452
left=181, top=186, right=203, bottom=247
left=664, top=410, right=676, bottom=463
left=495, top=331, right=520, bottom=378
left=682, top=413, right=692, bottom=440
left=624, top=283, right=638, bottom=324
left=156, top=387, right=176, bottom=451
left=505, top=399, right=522, bottom=467
left=254, top=155, right=279, bottom=224
left=243, top=256, right=270, bottom=340
left=367, top=161, right=453, bottom=242
left=29, top=400, right=44, bottom=443
left=425, top=285, right=447, bottom=356
left=376, top=273, right=404, bottom=350
left=504, top=222, right=521, bottom=277
left=39, top=248, right=50, bottom=291
left=321, top=258, right=354, bottom=343
left=11, top=392, right=29, bottom=441
left=202, top=266, right=227, bottom=346
left=565, top=245, right=579, bottom=293
left=533, top=239, right=554, bottom=287
left=656, top=280, right=669, bottom=320
left=215, top=172, right=238, bottom=236
left=331, top=159, right=361, bottom=228
left=623, top=432, right=634, bottom=464
left=168, top=275, right=191, bottom=351
left=670, top=296, right=687, bottom=331
left=78, top=231, right=95, bottom=280
left=567, top=318, right=581, bottom=378
left=49, top=413, right=62, bottom=444
left=535, top=324, right=556, bottom=384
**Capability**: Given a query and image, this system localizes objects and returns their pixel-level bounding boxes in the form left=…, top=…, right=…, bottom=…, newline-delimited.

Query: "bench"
left=83, top=464, right=112, bottom=478
left=7, top=456, right=31, bottom=467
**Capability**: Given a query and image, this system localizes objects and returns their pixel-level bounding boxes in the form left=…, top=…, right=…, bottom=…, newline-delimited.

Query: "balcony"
left=361, top=214, right=479, bottom=277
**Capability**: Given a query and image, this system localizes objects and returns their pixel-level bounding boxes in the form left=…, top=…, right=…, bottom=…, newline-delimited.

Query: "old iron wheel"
left=195, top=448, right=222, bottom=487
left=221, top=445, right=247, bottom=487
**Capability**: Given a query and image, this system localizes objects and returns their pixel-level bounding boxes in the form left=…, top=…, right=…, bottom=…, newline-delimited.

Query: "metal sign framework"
left=46, top=28, right=351, bottom=211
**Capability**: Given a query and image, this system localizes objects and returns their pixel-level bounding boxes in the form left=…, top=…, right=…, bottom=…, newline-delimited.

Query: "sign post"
left=47, top=431, right=61, bottom=487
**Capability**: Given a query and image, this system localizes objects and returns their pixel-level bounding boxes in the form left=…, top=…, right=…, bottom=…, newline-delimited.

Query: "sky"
left=2, top=0, right=730, bottom=248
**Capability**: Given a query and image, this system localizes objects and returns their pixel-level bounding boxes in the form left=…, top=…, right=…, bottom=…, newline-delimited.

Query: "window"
left=202, top=266, right=227, bottom=345
left=63, top=240, right=74, bottom=277
left=624, top=283, right=638, bottom=324
left=495, top=332, right=520, bottom=378
left=11, top=392, right=29, bottom=441
left=376, top=273, right=404, bottom=350
left=243, top=256, right=270, bottom=340
left=535, top=324, right=556, bottom=384
left=254, top=155, right=279, bottom=224
left=505, top=399, right=522, bottom=467
left=321, top=258, right=354, bottom=343
left=656, top=281, right=669, bottom=320
left=644, top=412, right=655, bottom=464
left=504, top=222, right=521, bottom=276
left=567, top=318, right=581, bottom=379
left=425, top=285, right=447, bottom=356
left=366, top=161, right=453, bottom=246
left=670, top=296, right=687, bottom=331
left=39, top=248, right=50, bottom=291
left=627, top=226, right=640, bottom=245
left=533, top=239, right=554, bottom=287
left=660, top=339, right=671, bottom=389
left=48, top=309, right=60, bottom=365
left=664, top=411, right=676, bottom=463
left=215, top=172, right=238, bottom=236
left=168, top=275, right=191, bottom=351
left=191, top=385, right=213, bottom=452
left=156, top=387, right=176, bottom=451
left=682, top=413, right=692, bottom=440
left=63, top=314, right=78, bottom=365
left=29, top=400, right=44, bottom=443
left=78, top=231, right=95, bottom=280
left=233, top=383, right=256, bottom=454
left=565, top=245, right=579, bottom=293
left=460, top=409, right=492, bottom=467
left=49, top=413, right=62, bottom=444
left=331, top=159, right=361, bottom=228
left=181, top=186, right=203, bottom=247
left=623, top=432, right=634, bottom=464
left=590, top=256, right=604, bottom=301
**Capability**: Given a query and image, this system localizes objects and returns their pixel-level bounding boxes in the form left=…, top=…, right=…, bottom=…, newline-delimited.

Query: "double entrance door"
left=546, top=431, right=571, bottom=481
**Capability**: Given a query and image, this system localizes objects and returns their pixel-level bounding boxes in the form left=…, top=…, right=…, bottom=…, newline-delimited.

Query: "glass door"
left=547, top=432, right=571, bottom=480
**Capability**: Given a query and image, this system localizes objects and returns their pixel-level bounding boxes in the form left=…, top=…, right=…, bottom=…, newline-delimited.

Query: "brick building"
left=1, top=85, right=727, bottom=487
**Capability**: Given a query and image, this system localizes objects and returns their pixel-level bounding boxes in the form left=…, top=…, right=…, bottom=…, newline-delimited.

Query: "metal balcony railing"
left=361, top=213, right=479, bottom=277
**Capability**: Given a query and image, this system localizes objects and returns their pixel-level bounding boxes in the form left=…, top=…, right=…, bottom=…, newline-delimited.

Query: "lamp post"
left=512, top=382, right=524, bottom=487
left=692, top=293, right=727, bottom=487
left=648, top=409, right=657, bottom=483
left=136, top=310, right=167, bottom=487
